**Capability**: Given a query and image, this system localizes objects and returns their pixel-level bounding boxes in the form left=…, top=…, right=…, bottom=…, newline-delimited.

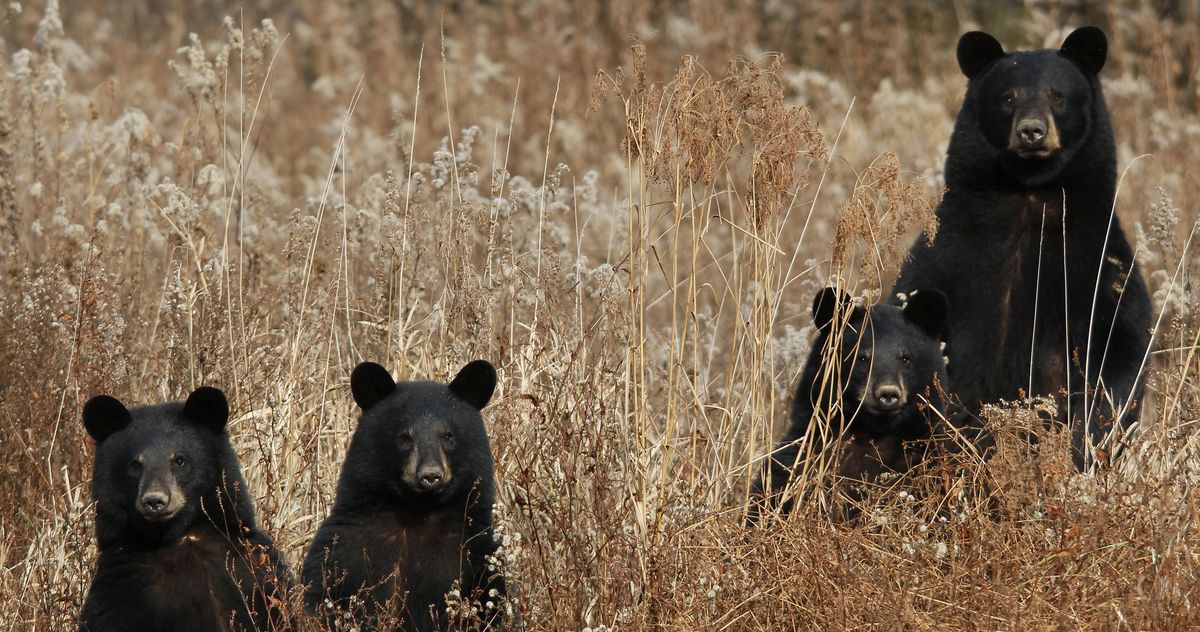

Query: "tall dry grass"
left=2, top=0, right=1200, bottom=629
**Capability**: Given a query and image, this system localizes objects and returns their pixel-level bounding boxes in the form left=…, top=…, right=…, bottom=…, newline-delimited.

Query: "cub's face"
left=395, top=416, right=459, bottom=496
left=82, top=387, right=229, bottom=534
left=350, top=360, right=497, bottom=505
left=812, top=289, right=948, bottom=433
left=110, top=425, right=205, bottom=524
left=839, top=309, right=946, bottom=418
left=956, top=27, right=1108, bottom=185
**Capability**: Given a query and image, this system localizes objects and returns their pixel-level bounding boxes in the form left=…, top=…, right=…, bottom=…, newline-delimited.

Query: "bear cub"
left=302, top=360, right=509, bottom=631
left=79, top=387, right=292, bottom=632
left=750, top=287, right=951, bottom=521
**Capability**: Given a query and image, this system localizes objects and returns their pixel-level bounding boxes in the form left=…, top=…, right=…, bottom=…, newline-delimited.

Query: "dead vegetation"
left=2, top=1, right=1200, bottom=629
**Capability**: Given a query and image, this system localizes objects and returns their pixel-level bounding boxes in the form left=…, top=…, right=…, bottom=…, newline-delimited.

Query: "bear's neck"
left=98, top=518, right=253, bottom=553
left=335, top=476, right=495, bottom=526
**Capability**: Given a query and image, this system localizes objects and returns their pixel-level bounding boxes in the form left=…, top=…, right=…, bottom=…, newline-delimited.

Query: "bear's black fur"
left=891, top=27, right=1152, bottom=469
left=79, top=387, right=292, bottom=632
left=302, top=360, right=508, bottom=631
left=749, top=287, right=952, bottom=522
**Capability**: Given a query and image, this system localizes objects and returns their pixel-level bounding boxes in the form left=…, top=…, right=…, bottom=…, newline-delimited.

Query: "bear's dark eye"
left=1051, top=91, right=1064, bottom=105
left=128, top=459, right=142, bottom=474
left=1002, top=93, right=1016, bottom=107
left=900, top=353, right=912, bottom=365
left=442, top=431, right=456, bottom=448
left=857, top=353, right=870, bottom=364
left=397, top=432, right=414, bottom=450
left=172, top=455, right=187, bottom=468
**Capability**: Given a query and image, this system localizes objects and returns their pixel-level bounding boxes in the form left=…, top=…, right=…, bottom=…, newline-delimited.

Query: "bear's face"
left=349, top=360, right=497, bottom=507
left=812, top=288, right=948, bottom=434
left=956, top=27, right=1108, bottom=186
left=83, top=387, right=230, bottom=535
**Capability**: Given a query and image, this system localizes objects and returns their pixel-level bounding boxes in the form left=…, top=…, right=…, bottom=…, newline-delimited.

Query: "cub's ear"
left=957, top=31, right=1005, bottom=79
left=183, top=386, right=230, bottom=433
left=351, top=362, right=397, bottom=411
left=902, top=290, right=949, bottom=340
left=811, top=287, right=854, bottom=331
left=449, top=360, right=497, bottom=411
left=1060, top=26, right=1107, bottom=75
left=83, top=395, right=132, bottom=443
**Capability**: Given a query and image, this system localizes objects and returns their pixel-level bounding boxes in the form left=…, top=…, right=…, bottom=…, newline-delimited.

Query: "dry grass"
left=3, top=0, right=1200, bottom=629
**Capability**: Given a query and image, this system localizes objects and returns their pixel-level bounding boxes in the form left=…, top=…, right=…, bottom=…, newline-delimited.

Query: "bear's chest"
left=347, top=514, right=471, bottom=597
left=96, top=532, right=257, bottom=630
left=147, top=533, right=250, bottom=593
left=934, top=187, right=1123, bottom=399
left=840, top=436, right=901, bottom=476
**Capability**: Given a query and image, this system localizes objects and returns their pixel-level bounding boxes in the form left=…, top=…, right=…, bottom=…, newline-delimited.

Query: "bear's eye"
left=172, top=455, right=187, bottom=468
left=899, top=353, right=912, bottom=365
left=1002, top=93, right=1016, bottom=106
left=1051, top=91, right=1064, bottom=105
left=128, top=459, right=142, bottom=474
left=397, top=432, right=414, bottom=450
left=856, top=353, right=870, bottom=364
left=442, top=431, right=456, bottom=447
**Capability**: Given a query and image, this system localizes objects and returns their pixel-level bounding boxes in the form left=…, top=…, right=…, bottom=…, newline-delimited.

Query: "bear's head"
left=347, top=360, right=497, bottom=508
left=955, top=26, right=1108, bottom=186
left=811, top=288, right=949, bottom=436
left=83, top=387, right=250, bottom=544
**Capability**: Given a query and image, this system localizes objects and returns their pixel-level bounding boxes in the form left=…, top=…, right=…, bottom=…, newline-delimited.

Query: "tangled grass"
left=2, top=0, right=1200, bottom=629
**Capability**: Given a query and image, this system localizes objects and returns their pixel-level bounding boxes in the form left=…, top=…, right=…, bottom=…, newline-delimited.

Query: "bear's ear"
left=957, top=31, right=1005, bottom=79
left=449, top=360, right=497, bottom=411
left=902, top=290, right=949, bottom=340
left=351, top=362, right=397, bottom=411
left=1060, top=26, right=1107, bottom=75
left=811, top=287, right=854, bottom=331
left=183, top=386, right=230, bottom=433
left=82, top=395, right=132, bottom=442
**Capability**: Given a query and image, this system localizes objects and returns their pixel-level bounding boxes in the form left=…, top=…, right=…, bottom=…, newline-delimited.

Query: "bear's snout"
left=138, top=490, right=175, bottom=521
left=401, top=437, right=454, bottom=495
left=1009, top=111, right=1061, bottom=158
left=416, top=464, right=446, bottom=491
left=1017, top=119, right=1046, bottom=146
left=871, top=384, right=905, bottom=413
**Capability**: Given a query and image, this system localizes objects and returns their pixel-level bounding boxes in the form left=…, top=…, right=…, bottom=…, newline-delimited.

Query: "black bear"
left=749, top=287, right=952, bottom=522
left=79, top=387, right=292, bottom=632
left=302, top=360, right=509, bottom=631
left=890, top=26, right=1152, bottom=469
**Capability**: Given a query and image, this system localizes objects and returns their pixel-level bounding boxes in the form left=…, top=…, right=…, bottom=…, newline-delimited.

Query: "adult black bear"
left=891, top=27, right=1152, bottom=469
left=79, top=387, right=292, bottom=632
left=302, top=360, right=509, bottom=631
left=749, top=287, right=952, bottom=522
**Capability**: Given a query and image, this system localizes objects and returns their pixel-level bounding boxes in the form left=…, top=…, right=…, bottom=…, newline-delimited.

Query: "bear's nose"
left=874, top=385, right=903, bottom=411
left=417, top=465, right=444, bottom=491
left=140, top=492, right=169, bottom=515
left=1017, top=119, right=1047, bottom=146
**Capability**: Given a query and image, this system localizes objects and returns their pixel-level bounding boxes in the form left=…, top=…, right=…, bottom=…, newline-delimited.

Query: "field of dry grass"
left=3, top=0, right=1200, bottom=629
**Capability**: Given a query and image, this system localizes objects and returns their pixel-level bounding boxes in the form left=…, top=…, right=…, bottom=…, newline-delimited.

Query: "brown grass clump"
left=2, top=1, right=1200, bottom=630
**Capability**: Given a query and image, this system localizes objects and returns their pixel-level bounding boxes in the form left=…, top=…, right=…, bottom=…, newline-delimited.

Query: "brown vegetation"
left=2, top=0, right=1200, bottom=629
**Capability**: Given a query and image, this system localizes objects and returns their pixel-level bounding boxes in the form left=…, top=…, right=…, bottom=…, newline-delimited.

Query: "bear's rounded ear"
left=351, top=362, right=397, bottom=411
left=183, top=386, right=230, bottom=433
left=449, top=360, right=497, bottom=411
left=811, top=287, right=853, bottom=331
left=957, top=31, right=1005, bottom=79
left=1060, top=26, right=1107, bottom=75
left=902, top=290, right=949, bottom=340
left=83, top=395, right=132, bottom=442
